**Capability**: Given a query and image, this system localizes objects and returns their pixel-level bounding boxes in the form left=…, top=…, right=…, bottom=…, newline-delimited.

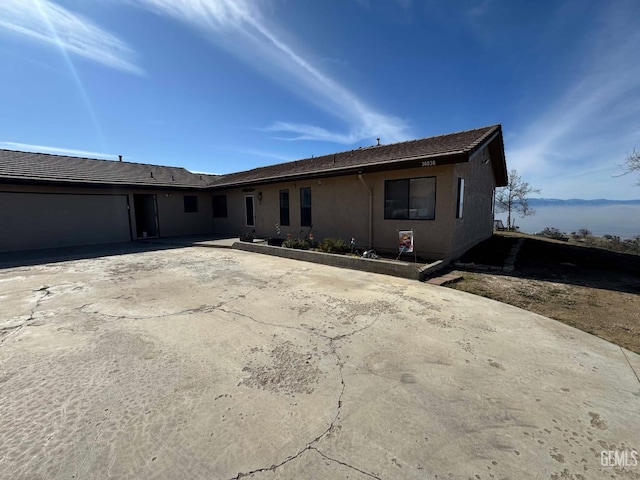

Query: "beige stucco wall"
left=153, top=191, right=213, bottom=237
left=0, top=184, right=214, bottom=252
left=450, top=146, right=498, bottom=259
left=213, top=175, right=370, bottom=245
left=1, top=149, right=500, bottom=257
left=0, top=190, right=131, bottom=252
left=213, top=164, right=464, bottom=259
left=369, top=166, right=456, bottom=258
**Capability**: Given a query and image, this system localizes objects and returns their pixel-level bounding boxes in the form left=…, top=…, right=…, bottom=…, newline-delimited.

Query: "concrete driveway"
left=1, top=247, right=638, bottom=480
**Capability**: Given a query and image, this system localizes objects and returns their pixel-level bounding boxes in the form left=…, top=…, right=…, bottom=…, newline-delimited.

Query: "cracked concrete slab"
left=0, top=247, right=638, bottom=480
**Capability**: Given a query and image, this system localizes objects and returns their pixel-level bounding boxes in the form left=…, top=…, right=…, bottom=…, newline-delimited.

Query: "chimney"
left=119, top=155, right=122, bottom=162
left=376, top=138, right=380, bottom=146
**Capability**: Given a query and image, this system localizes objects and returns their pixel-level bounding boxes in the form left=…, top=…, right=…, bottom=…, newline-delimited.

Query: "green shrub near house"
left=282, top=238, right=311, bottom=250
left=319, top=238, right=350, bottom=254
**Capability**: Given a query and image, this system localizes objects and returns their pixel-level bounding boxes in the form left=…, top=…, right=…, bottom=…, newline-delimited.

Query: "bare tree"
left=578, top=228, right=592, bottom=238
left=495, top=169, right=541, bottom=230
left=617, top=148, right=640, bottom=184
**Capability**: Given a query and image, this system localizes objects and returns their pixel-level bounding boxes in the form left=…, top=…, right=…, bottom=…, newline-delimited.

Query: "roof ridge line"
left=0, top=148, right=205, bottom=173
left=224, top=124, right=501, bottom=176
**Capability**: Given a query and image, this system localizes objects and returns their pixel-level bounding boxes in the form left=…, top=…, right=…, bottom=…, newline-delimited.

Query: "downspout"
left=358, top=174, right=373, bottom=249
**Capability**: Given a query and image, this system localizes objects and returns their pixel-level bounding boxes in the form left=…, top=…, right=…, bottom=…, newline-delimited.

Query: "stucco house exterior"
left=0, top=152, right=217, bottom=252
left=0, top=124, right=507, bottom=259
left=208, top=124, right=507, bottom=259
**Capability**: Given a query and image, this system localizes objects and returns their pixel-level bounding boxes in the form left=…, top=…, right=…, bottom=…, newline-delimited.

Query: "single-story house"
left=0, top=153, right=217, bottom=252
left=0, top=124, right=507, bottom=259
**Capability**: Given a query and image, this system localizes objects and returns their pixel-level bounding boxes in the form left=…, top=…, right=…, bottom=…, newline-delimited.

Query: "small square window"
left=184, top=195, right=198, bottom=213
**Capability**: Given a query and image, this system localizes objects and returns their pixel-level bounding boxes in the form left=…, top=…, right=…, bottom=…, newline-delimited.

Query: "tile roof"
left=210, top=124, right=505, bottom=187
left=0, top=124, right=506, bottom=190
left=0, top=150, right=217, bottom=188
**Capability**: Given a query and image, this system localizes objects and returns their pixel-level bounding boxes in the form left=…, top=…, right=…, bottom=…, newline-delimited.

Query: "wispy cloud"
left=353, top=0, right=412, bottom=9
left=229, top=147, right=293, bottom=163
left=187, top=169, right=220, bottom=175
left=264, top=121, right=406, bottom=145
left=0, top=0, right=142, bottom=74
left=467, top=0, right=491, bottom=17
left=508, top=2, right=640, bottom=188
left=128, top=0, right=410, bottom=144
left=0, top=141, right=116, bottom=159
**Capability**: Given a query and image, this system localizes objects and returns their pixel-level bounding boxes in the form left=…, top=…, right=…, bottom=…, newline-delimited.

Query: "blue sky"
left=1, top=0, right=639, bottom=199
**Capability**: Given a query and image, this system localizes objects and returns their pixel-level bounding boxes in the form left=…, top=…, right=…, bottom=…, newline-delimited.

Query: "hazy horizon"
left=495, top=204, right=640, bottom=239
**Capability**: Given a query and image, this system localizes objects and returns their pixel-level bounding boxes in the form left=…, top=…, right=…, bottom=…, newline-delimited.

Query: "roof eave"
left=0, top=177, right=211, bottom=190
left=209, top=150, right=469, bottom=189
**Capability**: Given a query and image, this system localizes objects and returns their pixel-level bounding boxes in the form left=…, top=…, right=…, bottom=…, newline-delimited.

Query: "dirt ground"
left=449, top=233, right=640, bottom=354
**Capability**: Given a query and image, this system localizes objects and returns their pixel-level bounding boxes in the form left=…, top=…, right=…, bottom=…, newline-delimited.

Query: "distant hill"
left=528, top=198, right=640, bottom=207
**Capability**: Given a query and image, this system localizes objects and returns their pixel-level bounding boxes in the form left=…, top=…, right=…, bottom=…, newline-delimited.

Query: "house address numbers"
left=421, top=160, right=436, bottom=167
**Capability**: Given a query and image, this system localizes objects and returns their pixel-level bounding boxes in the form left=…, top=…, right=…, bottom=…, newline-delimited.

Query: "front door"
left=133, top=194, right=159, bottom=238
left=245, top=195, right=255, bottom=227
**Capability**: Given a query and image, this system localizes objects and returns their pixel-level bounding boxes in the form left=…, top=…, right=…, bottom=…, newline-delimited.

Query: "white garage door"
left=0, top=191, right=131, bottom=252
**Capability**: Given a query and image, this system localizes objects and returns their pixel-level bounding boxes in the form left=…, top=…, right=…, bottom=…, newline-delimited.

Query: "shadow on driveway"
left=0, top=241, right=184, bottom=270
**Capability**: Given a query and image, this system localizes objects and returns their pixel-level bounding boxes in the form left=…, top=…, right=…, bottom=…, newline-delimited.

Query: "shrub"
left=539, top=227, right=566, bottom=240
left=319, top=238, right=349, bottom=254
left=282, top=238, right=310, bottom=250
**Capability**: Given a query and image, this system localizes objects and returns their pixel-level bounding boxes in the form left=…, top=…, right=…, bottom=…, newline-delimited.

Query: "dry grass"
left=448, top=233, right=640, bottom=354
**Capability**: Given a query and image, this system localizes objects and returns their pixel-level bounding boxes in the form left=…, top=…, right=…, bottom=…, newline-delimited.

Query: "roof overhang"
left=0, top=177, right=210, bottom=191
left=208, top=151, right=469, bottom=189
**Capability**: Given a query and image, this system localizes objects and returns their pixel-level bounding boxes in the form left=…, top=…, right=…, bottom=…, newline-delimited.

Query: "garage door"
left=0, top=192, right=132, bottom=252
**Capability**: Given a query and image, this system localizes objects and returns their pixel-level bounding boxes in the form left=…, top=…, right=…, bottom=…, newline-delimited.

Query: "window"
left=456, top=178, right=465, bottom=219
left=245, top=195, right=255, bottom=227
left=212, top=195, right=227, bottom=218
left=300, top=187, right=312, bottom=227
left=384, top=177, right=436, bottom=220
left=279, top=190, right=290, bottom=226
left=184, top=195, right=198, bottom=213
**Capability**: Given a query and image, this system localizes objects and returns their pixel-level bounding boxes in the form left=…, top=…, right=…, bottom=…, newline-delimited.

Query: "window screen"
left=456, top=178, right=465, bottom=219
left=300, top=187, right=312, bottom=227
left=279, top=190, right=290, bottom=226
left=384, top=177, right=436, bottom=220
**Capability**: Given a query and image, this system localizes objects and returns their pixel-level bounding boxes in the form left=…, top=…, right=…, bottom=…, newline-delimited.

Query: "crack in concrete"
left=78, top=302, right=226, bottom=321
left=620, top=346, right=640, bottom=385
left=224, top=301, right=397, bottom=480
left=0, top=285, right=51, bottom=346
left=68, top=280, right=380, bottom=479
left=69, top=275, right=391, bottom=479
left=310, top=447, right=383, bottom=479
left=218, top=306, right=380, bottom=343
left=228, top=336, right=347, bottom=479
